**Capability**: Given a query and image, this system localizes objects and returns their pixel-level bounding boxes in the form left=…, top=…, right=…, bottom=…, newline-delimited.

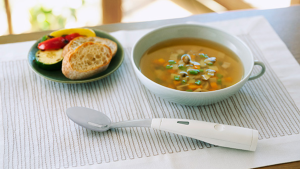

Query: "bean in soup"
left=139, top=38, right=244, bottom=92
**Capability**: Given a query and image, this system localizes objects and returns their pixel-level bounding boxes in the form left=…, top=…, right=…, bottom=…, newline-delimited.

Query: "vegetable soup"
left=139, top=38, right=244, bottom=92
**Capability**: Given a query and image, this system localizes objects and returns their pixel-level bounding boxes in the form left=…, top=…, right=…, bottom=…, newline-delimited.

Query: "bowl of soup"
left=131, top=24, right=265, bottom=106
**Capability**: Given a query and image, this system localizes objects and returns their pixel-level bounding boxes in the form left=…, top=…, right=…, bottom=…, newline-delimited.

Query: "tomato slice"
left=38, top=37, right=67, bottom=50
left=64, top=33, right=81, bottom=42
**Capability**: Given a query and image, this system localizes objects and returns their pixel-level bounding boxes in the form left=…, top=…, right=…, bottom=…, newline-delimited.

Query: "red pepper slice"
left=64, top=33, right=81, bottom=42
left=38, top=37, right=67, bottom=50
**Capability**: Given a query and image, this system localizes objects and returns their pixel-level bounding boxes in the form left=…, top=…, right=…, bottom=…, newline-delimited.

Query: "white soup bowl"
left=131, top=24, right=265, bottom=106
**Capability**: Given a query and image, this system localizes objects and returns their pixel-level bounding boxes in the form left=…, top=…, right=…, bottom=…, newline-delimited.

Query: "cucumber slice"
left=35, top=49, right=63, bottom=71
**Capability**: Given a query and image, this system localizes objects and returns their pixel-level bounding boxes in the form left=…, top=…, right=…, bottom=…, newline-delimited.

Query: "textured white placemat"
left=1, top=16, right=300, bottom=169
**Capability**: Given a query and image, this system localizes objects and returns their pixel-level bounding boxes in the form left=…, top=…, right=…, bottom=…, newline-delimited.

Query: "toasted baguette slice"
left=62, top=36, right=117, bottom=58
left=62, top=42, right=112, bottom=80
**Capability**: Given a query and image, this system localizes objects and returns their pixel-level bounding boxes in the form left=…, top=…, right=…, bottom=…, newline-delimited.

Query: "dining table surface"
left=1, top=5, right=300, bottom=169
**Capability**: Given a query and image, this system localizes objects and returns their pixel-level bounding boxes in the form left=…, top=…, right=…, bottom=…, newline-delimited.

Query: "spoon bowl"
left=66, top=107, right=111, bottom=132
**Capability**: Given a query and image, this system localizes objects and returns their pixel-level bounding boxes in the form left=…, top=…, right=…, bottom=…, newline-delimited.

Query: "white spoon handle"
left=151, top=118, right=258, bottom=151
left=110, top=119, right=152, bottom=128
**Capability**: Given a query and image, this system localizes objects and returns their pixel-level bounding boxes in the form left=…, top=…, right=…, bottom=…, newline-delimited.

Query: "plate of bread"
left=28, top=28, right=124, bottom=84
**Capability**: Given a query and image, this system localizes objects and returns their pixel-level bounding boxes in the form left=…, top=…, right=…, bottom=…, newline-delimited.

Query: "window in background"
left=0, top=0, right=298, bottom=36
left=244, top=0, right=291, bottom=9
left=122, top=0, right=192, bottom=22
left=1, top=0, right=101, bottom=36
left=0, top=0, right=8, bottom=35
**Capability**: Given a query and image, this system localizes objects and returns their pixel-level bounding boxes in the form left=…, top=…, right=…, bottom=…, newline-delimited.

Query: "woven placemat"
left=1, top=33, right=300, bottom=168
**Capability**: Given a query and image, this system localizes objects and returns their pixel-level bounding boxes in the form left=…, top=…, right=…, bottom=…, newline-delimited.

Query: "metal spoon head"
left=66, top=107, right=111, bottom=132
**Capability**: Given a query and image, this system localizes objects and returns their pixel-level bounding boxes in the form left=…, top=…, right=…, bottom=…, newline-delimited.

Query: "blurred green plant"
left=29, top=5, right=77, bottom=31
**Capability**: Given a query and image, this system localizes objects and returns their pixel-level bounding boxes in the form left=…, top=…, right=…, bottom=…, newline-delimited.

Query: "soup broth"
left=139, top=38, right=244, bottom=92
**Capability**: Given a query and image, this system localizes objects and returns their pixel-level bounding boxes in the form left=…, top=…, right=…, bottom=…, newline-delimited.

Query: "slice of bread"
left=62, top=36, right=117, bottom=58
left=62, top=42, right=112, bottom=80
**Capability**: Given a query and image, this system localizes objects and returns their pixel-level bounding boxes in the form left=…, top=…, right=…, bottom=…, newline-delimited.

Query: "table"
left=1, top=5, right=299, bottom=169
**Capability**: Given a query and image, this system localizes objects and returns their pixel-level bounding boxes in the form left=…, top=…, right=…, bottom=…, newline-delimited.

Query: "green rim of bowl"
left=27, top=29, right=124, bottom=84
